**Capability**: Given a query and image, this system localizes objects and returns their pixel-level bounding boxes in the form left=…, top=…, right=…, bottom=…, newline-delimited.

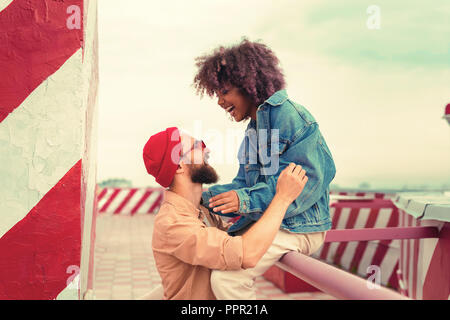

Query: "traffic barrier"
left=0, top=0, right=98, bottom=300
left=96, top=187, right=164, bottom=215
left=313, top=199, right=401, bottom=290
left=393, top=192, right=450, bottom=300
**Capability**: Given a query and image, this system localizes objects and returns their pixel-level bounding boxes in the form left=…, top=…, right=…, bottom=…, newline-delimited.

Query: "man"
left=142, top=127, right=318, bottom=300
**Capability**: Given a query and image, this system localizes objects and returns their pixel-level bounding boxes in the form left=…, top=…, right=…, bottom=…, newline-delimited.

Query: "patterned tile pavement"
left=92, top=214, right=336, bottom=300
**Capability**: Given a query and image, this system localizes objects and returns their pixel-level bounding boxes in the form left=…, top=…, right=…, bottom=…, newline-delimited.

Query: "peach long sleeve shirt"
left=152, top=191, right=244, bottom=300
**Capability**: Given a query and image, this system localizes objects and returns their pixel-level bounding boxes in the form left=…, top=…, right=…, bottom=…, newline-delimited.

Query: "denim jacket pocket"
left=244, top=164, right=260, bottom=186
left=278, top=140, right=289, bottom=155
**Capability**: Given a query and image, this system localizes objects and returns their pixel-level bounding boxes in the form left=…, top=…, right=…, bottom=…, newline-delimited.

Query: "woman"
left=193, top=38, right=336, bottom=299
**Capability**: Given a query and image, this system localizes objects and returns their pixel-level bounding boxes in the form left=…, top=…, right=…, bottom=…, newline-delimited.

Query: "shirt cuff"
left=223, top=235, right=243, bottom=270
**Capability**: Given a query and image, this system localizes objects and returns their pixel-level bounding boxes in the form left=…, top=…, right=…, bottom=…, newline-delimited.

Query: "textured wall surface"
left=0, top=0, right=98, bottom=300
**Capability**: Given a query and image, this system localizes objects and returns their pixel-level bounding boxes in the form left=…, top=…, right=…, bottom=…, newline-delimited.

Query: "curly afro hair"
left=193, top=38, right=285, bottom=107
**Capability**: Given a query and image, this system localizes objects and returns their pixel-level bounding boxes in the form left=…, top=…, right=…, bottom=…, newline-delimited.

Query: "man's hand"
left=208, top=190, right=239, bottom=214
left=275, top=163, right=308, bottom=204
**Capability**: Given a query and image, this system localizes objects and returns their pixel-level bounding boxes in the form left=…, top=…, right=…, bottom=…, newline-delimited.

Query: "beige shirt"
left=152, top=190, right=244, bottom=300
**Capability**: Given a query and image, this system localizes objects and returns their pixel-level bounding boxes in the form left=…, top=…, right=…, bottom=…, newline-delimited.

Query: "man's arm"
left=158, top=217, right=244, bottom=271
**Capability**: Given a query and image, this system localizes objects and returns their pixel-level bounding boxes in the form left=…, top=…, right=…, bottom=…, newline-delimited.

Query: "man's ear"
left=175, top=161, right=186, bottom=174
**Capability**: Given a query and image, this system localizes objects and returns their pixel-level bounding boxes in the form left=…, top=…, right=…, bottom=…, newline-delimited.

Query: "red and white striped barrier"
left=312, top=199, right=401, bottom=290
left=394, top=193, right=450, bottom=300
left=0, top=0, right=98, bottom=300
left=97, top=187, right=165, bottom=215
left=266, top=191, right=450, bottom=299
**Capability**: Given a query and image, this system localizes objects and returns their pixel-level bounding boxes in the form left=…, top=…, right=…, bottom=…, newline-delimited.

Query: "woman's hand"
left=208, top=190, right=239, bottom=214
left=275, top=163, right=308, bottom=204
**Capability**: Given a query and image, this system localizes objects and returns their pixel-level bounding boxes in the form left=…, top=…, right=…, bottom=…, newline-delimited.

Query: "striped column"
left=0, top=0, right=98, bottom=300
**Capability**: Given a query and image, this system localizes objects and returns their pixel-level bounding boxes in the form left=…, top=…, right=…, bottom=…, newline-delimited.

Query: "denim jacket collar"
left=249, top=89, right=289, bottom=130
left=263, top=89, right=288, bottom=107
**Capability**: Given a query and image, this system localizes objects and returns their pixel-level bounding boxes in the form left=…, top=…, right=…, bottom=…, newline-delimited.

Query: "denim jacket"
left=202, top=89, right=336, bottom=235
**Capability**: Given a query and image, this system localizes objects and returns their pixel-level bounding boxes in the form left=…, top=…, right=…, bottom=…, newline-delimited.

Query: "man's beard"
left=189, top=163, right=218, bottom=184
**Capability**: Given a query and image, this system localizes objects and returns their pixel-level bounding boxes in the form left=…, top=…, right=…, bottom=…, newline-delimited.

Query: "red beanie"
left=143, top=127, right=182, bottom=188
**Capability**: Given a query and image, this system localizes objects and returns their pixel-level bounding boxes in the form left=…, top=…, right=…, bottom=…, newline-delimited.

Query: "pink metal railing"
left=275, top=224, right=440, bottom=299
left=277, top=252, right=410, bottom=300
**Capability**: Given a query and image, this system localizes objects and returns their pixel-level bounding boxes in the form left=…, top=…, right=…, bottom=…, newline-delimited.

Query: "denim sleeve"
left=235, top=123, right=331, bottom=218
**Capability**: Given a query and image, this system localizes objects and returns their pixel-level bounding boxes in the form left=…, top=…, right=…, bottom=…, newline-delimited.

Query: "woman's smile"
left=217, top=86, right=256, bottom=122
left=225, top=105, right=235, bottom=116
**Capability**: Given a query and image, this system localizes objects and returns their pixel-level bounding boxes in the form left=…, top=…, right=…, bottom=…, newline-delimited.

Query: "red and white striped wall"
left=312, top=199, right=401, bottom=290
left=96, top=188, right=165, bottom=215
left=0, top=0, right=98, bottom=300
left=398, top=211, right=450, bottom=300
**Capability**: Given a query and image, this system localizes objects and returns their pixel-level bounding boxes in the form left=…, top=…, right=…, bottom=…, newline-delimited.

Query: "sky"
left=96, top=0, right=450, bottom=191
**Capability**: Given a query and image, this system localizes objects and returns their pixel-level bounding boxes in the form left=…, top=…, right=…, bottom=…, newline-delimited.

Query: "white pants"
left=137, top=284, right=164, bottom=300
left=210, top=229, right=326, bottom=300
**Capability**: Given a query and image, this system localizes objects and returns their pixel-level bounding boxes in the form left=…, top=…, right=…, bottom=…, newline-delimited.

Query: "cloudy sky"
left=96, top=0, right=450, bottom=190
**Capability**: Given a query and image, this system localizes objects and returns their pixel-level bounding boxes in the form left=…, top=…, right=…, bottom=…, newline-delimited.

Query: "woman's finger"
left=209, top=197, right=231, bottom=208
left=220, top=206, right=239, bottom=214
left=213, top=203, right=234, bottom=212
left=287, top=162, right=296, bottom=173
left=299, top=169, right=306, bottom=178
left=209, top=191, right=232, bottom=203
